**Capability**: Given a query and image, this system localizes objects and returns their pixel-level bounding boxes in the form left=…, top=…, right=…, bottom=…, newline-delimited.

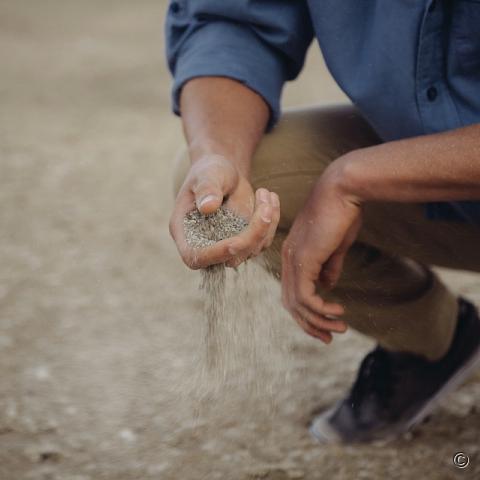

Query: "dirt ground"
left=1, top=1, right=479, bottom=479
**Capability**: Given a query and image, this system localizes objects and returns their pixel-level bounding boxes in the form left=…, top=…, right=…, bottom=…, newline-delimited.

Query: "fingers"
left=295, top=270, right=345, bottom=317
left=296, top=304, right=347, bottom=334
left=227, top=189, right=271, bottom=250
left=319, top=216, right=361, bottom=289
left=255, top=192, right=280, bottom=254
left=224, top=188, right=280, bottom=266
left=293, top=314, right=333, bottom=343
left=281, top=240, right=346, bottom=343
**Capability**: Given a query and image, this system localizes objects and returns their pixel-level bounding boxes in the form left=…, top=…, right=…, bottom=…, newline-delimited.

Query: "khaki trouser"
left=174, top=105, right=480, bottom=361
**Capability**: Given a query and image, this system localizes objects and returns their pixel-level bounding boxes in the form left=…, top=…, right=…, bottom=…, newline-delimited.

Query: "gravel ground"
left=0, top=2, right=479, bottom=479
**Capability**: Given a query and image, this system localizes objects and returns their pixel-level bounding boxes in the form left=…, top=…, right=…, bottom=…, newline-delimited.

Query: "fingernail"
left=228, top=246, right=237, bottom=255
left=260, top=204, right=272, bottom=223
left=198, top=194, right=218, bottom=208
left=259, top=189, right=269, bottom=203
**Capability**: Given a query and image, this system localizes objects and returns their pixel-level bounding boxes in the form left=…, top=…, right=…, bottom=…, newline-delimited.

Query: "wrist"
left=319, top=153, right=364, bottom=207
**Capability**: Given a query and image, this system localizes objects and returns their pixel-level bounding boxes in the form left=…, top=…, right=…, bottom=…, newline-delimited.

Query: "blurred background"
left=1, top=1, right=479, bottom=479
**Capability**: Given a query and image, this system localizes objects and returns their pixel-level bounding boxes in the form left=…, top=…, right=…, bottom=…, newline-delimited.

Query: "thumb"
left=192, top=179, right=224, bottom=215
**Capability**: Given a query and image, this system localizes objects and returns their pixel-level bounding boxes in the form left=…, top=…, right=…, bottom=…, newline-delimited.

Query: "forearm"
left=179, top=77, right=269, bottom=177
left=332, top=124, right=480, bottom=204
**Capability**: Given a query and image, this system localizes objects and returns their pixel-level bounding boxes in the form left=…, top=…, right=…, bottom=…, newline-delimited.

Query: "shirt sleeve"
left=165, top=0, right=314, bottom=128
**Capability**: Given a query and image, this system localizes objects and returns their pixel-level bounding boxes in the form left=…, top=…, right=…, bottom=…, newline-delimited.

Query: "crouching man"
left=166, top=0, right=480, bottom=443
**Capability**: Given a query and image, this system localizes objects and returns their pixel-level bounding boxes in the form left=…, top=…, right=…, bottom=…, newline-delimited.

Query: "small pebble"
left=119, top=429, right=137, bottom=442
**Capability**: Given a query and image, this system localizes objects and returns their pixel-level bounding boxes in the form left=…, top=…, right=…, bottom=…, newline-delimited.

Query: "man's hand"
left=170, top=154, right=280, bottom=269
left=281, top=164, right=362, bottom=343
left=172, top=77, right=275, bottom=268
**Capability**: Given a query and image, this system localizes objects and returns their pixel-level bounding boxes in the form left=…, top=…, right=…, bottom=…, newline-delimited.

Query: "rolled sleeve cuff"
left=171, top=21, right=287, bottom=130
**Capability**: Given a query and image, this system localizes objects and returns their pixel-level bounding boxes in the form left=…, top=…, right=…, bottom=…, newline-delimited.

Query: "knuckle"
left=183, top=254, right=199, bottom=270
left=226, top=257, right=242, bottom=268
left=187, top=257, right=202, bottom=270
left=256, top=187, right=268, bottom=198
left=182, top=248, right=205, bottom=270
left=192, top=177, right=213, bottom=192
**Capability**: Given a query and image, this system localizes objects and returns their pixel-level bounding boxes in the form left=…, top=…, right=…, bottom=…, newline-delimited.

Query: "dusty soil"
left=0, top=1, right=479, bottom=479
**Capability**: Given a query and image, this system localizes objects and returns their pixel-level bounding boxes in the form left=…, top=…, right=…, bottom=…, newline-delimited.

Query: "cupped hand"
left=281, top=168, right=363, bottom=344
left=170, top=154, right=280, bottom=269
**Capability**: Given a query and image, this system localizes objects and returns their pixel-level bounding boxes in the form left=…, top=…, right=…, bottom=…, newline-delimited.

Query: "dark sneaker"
left=310, top=298, right=480, bottom=443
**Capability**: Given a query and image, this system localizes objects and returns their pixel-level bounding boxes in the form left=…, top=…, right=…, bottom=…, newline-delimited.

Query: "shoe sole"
left=310, top=340, right=480, bottom=444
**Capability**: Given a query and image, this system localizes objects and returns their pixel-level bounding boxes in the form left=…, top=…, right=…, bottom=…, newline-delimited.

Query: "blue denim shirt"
left=166, top=0, right=480, bottom=224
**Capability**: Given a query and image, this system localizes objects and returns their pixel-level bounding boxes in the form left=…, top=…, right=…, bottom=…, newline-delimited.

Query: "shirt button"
left=171, top=1, right=181, bottom=14
left=427, top=86, right=438, bottom=102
